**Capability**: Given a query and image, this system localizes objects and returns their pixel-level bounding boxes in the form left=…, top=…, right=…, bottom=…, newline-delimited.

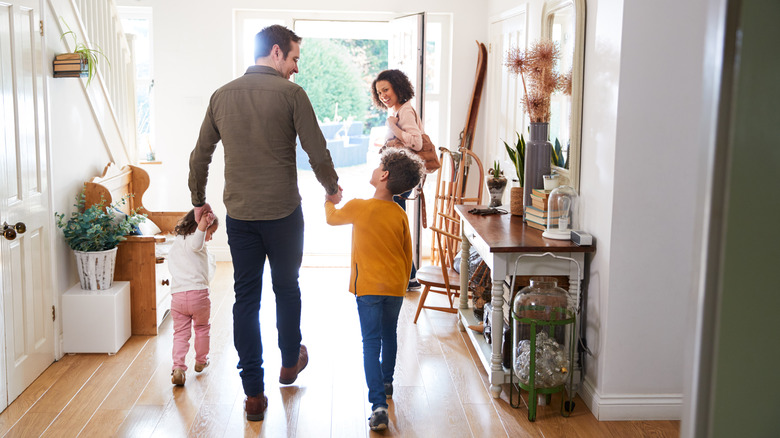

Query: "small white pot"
left=73, top=247, right=118, bottom=290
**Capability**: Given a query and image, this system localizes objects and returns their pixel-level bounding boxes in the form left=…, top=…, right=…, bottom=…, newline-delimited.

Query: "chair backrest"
left=429, top=147, right=485, bottom=265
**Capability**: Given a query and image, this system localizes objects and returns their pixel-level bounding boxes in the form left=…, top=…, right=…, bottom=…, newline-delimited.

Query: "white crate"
left=62, top=281, right=131, bottom=354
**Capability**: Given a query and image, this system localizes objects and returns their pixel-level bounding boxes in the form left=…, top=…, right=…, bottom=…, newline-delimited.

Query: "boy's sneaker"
left=368, top=406, right=389, bottom=431
left=407, top=280, right=421, bottom=290
left=194, top=361, right=209, bottom=373
left=171, top=368, right=185, bottom=386
left=384, top=382, right=393, bottom=399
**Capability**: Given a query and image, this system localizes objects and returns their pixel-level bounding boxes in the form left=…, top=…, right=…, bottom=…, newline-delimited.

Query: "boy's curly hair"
left=371, top=69, right=415, bottom=110
left=174, top=209, right=219, bottom=236
left=380, top=148, right=425, bottom=195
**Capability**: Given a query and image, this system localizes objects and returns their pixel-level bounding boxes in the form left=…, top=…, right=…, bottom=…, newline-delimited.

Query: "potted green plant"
left=486, top=161, right=507, bottom=208
left=54, top=18, right=109, bottom=86
left=504, top=132, right=526, bottom=216
left=55, top=188, right=145, bottom=290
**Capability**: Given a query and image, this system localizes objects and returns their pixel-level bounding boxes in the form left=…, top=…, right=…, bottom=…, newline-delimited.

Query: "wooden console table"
left=455, top=205, right=596, bottom=399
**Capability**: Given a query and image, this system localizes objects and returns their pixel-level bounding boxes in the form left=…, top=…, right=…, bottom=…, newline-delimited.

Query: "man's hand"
left=197, top=211, right=215, bottom=231
left=326, top=186, right=343, bottom=205
left=194, top=202, right=212, bottom=222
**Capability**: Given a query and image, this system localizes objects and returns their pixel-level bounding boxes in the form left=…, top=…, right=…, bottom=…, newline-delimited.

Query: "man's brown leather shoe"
left=244, top=393, right=268, bottom=422
left=279, top=345, right=308, bottom=384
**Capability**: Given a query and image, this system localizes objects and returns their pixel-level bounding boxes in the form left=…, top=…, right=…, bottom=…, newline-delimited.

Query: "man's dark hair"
left=371, top=69, right=415, bottom=110
left=380, top=148, right=425, bottom=195
left=254, top=25, right=302, bottom=61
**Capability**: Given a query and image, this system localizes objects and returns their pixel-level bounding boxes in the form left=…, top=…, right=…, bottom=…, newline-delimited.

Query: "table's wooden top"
left=456, top=205, right=597, bottom=254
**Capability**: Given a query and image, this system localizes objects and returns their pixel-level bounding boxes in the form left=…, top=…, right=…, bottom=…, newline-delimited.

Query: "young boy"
left=324, top=148, right=425, bottom=431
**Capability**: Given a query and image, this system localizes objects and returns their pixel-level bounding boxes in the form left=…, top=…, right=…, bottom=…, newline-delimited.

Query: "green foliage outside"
left=296, top=38, right=387, bottom=134
left=55, top=189, right=146, bottom=252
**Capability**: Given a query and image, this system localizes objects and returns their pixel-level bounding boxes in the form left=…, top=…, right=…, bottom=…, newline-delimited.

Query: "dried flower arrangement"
left=505, top=39, right=565, bottom=123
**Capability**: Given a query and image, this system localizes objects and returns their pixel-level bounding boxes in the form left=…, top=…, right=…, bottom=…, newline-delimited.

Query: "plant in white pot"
left=55, top=188, right=145, bottom=290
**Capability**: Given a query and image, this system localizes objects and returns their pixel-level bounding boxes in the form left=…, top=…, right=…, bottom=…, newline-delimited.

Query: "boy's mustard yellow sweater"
left=325, top=198, right=412, bottom=297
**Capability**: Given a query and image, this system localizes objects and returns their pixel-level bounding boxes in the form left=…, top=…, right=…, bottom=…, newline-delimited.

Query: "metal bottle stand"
left=507, top=252, right=582, bottom=422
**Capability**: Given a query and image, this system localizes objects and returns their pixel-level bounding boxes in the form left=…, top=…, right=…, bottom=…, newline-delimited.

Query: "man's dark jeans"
left=226, top=206, right=304, bottom=396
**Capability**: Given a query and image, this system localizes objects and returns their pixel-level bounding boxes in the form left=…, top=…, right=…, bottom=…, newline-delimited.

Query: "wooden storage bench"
left=84, top=163, right=186, bottom=335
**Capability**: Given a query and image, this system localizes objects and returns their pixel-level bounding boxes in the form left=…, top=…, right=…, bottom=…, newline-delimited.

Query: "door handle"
left=2, top=222, right=26, bottom=241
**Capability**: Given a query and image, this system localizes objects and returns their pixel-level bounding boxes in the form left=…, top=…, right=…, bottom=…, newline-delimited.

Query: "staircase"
left=52, top=0, right=137, bottom=165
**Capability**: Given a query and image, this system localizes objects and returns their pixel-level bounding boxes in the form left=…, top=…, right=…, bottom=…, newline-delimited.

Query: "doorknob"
left=3, top=222, right=26, bottom=241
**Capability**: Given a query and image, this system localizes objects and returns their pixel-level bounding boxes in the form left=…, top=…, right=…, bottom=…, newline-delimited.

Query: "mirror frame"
left=542, top=0, right=585, bottom=191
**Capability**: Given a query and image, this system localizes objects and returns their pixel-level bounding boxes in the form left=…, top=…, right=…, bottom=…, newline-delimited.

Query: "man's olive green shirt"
left=189, top=65, right=339, bottom=221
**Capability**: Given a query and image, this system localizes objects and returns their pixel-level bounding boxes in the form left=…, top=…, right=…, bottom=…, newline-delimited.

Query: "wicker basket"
left=510, top=187, right=524, bottom=216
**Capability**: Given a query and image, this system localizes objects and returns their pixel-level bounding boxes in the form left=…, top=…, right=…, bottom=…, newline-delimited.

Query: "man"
left=188, top=24, right=342, bottom=422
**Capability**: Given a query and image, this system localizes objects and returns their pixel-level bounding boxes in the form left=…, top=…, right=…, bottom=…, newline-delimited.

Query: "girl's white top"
left=168, top=228, right=216, bottom=294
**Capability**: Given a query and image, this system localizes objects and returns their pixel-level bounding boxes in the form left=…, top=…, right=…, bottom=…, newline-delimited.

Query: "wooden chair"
left=414, top=148, right=484, bottom=323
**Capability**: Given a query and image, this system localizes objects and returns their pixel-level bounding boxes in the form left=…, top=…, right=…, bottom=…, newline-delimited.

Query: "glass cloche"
left=511, top=277, right=574, bottom=388
left=542, top=185, right=579, bottom=240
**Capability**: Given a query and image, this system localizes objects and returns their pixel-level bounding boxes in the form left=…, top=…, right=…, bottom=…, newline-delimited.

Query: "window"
left=118, top=6, right=155, bottom=161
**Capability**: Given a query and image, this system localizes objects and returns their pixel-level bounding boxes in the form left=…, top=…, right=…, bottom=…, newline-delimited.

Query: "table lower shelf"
left=458, top=307, right=512, bottom=385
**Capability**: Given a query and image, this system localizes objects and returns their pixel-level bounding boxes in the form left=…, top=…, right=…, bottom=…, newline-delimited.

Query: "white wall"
left=599, top=0, right=711, bottom=420
left=572, top=0, right=623, bottom=410
left=45, top=0, right=115, bottom=351
left=115, top=0, right=489, bottom=260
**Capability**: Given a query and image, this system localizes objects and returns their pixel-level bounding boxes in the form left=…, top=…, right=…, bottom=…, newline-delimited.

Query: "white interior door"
left=389, top=13, right=424, bottom=117
left=487, top=8, right=527, bottom=176
left=389, top=12, right=424, bottom=268
left=0, top=0, right=54, bottom=410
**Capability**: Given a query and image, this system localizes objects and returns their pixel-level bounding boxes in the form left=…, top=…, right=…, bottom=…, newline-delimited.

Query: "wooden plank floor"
left=0, top=262, right=679, bottom=437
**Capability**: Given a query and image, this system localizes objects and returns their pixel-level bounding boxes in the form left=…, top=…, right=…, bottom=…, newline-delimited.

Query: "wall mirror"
left=543, top=0, right=585, bottom=191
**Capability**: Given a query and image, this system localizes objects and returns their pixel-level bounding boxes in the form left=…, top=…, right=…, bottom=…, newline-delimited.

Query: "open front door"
left=389, top=12, right=425, bottom=269
left=0, top=0, right=55, bottom=410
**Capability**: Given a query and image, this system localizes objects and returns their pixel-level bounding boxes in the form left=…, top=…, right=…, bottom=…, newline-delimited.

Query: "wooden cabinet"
left=113, top=236, right=172, bottom=335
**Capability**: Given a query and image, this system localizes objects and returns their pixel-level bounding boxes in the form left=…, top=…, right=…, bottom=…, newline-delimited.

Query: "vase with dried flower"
left=505, top=39, right=564, bottom=213
left=504, top=132, right=525, bottom=216
left=487, top=161, right=507, bottom=208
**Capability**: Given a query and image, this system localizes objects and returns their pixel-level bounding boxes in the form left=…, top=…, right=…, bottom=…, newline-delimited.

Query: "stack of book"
left=53, top=53, right=87, bottom=78
left=524, top=189, right=559, bottom=231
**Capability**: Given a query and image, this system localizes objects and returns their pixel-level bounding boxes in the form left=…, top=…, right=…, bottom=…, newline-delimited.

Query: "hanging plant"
left=56, top=17, right=109, bottom=86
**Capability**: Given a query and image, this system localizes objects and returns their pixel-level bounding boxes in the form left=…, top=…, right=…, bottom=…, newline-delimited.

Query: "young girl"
left=169, top=208, right=218, bottom=386
left=371, top=69, right=424, bottom=289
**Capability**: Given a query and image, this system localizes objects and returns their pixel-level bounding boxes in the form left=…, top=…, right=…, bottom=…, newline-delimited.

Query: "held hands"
left=326, top=186, right=343, bottom=205
left=197, top=210, right=215, bottom=231
left=194, top=202, right=212, bottom=222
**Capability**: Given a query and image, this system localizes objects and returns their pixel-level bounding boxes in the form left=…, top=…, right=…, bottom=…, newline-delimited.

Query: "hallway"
left=0, top=263, right=679, bottom=437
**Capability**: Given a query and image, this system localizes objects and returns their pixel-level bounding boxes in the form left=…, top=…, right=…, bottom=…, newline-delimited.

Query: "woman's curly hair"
left=371, top=69, right=415, bottom=110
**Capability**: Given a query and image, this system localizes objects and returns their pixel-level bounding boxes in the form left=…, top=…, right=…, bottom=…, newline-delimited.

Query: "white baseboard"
left=580, top=378, right=682, bottom=421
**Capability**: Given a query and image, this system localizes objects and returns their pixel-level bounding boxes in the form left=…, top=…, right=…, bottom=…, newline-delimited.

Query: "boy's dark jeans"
left=356, top=294, right=403, bottom=410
